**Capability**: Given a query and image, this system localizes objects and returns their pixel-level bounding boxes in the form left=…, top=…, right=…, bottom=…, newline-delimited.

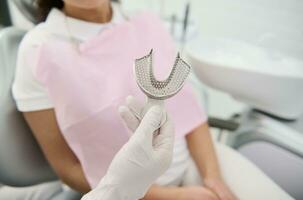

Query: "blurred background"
left=1, top=0, right=303, bottom=199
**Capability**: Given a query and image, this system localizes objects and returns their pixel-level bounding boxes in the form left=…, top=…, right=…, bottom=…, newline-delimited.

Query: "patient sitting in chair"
left=11, top=1, right=293, bottom=200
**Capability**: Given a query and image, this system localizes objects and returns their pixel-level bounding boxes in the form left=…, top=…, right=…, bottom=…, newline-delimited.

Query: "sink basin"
left=186, top=37, right=303, bottom=119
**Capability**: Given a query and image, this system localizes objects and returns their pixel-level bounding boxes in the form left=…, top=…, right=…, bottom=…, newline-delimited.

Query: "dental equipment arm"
left=81, top=103, right=175, bottom=200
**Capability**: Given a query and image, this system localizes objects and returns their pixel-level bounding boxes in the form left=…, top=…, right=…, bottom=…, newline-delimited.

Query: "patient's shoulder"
left=19, top=23, right=51, bottom=51
left=13, top=23, right=54, bottom=112
left=16, top=22, right=57, bottom=79
left=17, top=23, right=54, bottom=74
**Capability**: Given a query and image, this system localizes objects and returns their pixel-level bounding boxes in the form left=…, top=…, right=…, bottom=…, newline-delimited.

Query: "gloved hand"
left=81, top=96, right=174, bottom=200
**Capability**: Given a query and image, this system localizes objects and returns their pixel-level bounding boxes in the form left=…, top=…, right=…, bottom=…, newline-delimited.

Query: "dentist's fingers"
left=126, top=95, right=144, bottom=118
left=152, top=115, right=175, bottom=171
left=153, top=115, right=174, bottom=153
left=118, top=105, right=140, bottom=132
left=134, top=106, right=163, bottom=147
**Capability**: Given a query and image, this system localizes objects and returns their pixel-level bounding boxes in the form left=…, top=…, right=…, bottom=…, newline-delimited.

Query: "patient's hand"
left=178, top=186, right=219, bottom=200
left=204, top=178, right=238, bottom=200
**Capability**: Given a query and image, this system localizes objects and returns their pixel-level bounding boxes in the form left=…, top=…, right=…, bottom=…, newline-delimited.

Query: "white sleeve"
left=12, top=27, right=54, bottom=112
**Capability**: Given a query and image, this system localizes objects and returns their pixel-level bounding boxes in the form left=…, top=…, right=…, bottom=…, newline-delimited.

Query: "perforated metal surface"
left=135, top=49, right=191, bottom=100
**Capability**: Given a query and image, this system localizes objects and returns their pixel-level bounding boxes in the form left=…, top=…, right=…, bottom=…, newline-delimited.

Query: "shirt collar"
left=45, top=3, right=124, bottom=42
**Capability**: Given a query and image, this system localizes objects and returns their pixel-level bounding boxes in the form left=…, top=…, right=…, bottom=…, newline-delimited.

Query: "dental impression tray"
left=134, top=49, right=191, bottom=127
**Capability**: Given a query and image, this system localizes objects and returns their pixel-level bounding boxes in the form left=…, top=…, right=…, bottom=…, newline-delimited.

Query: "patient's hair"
left=36, top=0, right=64, bottom=22
left=36, top=0, right=119, bottom=22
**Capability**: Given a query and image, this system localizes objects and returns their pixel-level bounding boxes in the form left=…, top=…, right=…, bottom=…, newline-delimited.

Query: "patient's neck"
left=63, top=2, right=112, bottom=24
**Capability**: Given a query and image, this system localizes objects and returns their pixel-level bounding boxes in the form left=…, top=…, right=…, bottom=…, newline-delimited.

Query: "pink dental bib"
left=36, top=12, right=206, bottom=187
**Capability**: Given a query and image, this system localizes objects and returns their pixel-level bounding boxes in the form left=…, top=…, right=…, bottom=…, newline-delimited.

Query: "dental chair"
left=10, top=0, right=39, bottom=25
left=0, top=27, right=81, bottom=200
left=0, top=0, right=12, bottom=27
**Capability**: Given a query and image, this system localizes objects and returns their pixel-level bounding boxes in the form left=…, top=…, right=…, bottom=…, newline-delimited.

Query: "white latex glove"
left=81, top=96, right=174, bottom=200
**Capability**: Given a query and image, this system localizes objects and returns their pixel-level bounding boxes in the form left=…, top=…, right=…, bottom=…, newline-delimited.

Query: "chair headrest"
left=0, top=27, right=57, bottom=186
left=11, top=0, right=39, bottom=24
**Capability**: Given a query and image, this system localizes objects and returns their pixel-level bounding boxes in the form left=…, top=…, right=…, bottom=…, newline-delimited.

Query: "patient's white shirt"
left=12, top=4, right=190, bottom=186
left=12, top=4, right=124, bottom=112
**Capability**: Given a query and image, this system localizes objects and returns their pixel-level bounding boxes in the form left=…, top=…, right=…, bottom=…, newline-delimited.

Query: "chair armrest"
left=208, top=117, right=239, bottom=131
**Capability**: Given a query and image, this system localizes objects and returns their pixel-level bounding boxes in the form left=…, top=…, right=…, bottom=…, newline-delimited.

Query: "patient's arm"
left=186, top=123, right=237, bottom=200
left=143, top=185, right=218, bottom=200
left=23, top=109, right=91, bottom=193
left=142, top=185, right=180, bottom=200
left=186, top=123, right=221, bottom=179
left=142, top=123, right=221, bottom=200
